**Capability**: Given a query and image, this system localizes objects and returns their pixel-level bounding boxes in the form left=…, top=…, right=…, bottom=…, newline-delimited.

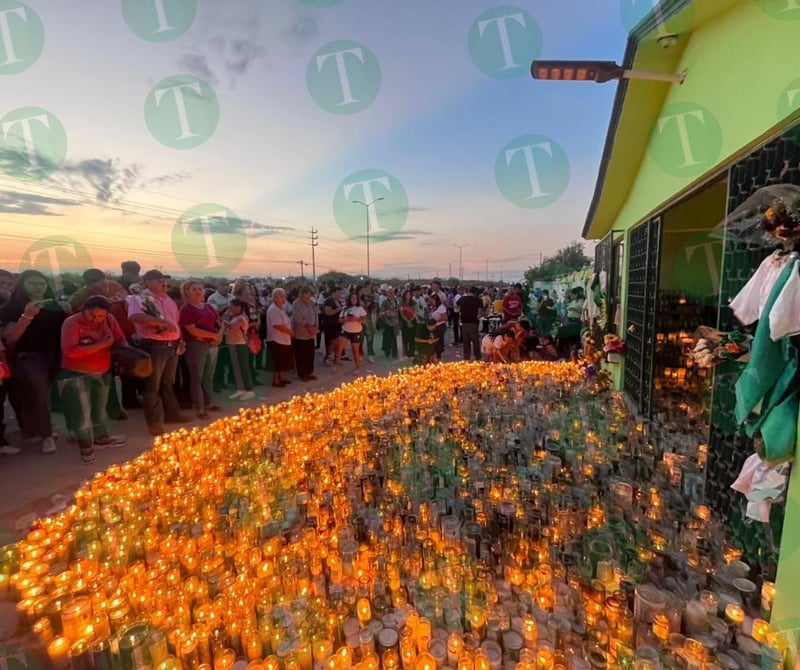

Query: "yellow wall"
left=614, top=2, right=800, bottom=235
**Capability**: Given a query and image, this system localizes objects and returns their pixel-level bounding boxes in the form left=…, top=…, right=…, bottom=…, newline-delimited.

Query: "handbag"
left=112, top=343, right=153, bottom=378
left=248, top=328, right=262, bottom=355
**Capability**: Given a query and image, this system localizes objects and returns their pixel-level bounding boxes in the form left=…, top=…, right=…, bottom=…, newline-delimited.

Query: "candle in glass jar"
left=48, top=635, right=71, bottom=670
left=724, top=604, right=744, bottom=629
left=313, top=639, right=333, bottom=662
left=751, top=619, right=769, bottom=643
left=415, top=652, right=437, bottom=670
left=428, top=639, right=447, bottom=668
left=447, top=635, right=463, bottom=666
left=357, top=598, right=372, bottom=627
left=61, top=596, right=93, bottom=644
left=33, top=616, right=54, bottom=644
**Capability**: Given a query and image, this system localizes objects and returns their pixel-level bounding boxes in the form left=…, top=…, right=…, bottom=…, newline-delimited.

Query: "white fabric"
left=266, top=302, right=292, bottom=345
left=207, top=291, right=231, bottom=312
left=730, top=453, right=789, bottom=522
left=730, top=250, right=798, bottom=325
left=341, top=305, right=366, bottom=333
left=769, top=260, right=800, bottom=341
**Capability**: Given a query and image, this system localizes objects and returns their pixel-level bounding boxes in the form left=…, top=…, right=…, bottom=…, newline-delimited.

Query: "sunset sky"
left=0, top=0, right=633, bottom=282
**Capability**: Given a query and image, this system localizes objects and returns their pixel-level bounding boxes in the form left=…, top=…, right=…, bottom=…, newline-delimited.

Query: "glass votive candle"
left=634, top=585, right=666, bottom=624
left=47, top=635, right=72, bottom=670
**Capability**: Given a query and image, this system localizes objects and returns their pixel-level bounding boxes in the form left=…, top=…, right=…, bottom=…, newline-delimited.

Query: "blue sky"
left=0, top=0, right=631, bottom=281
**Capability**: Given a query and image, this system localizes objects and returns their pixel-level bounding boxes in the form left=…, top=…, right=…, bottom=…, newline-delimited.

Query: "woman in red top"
left=59, top=295, right=128, bottom=464
left=178, top=280, right=223, bottom=419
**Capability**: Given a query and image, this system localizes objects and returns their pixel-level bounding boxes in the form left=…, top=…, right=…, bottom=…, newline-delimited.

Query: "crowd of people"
left=0, top=260, right=583, bottom=465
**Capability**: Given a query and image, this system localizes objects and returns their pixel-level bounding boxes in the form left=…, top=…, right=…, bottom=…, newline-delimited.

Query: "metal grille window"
left=623, top=217, right=662, bottom=417
left=705, top=129, right=800, bottom=572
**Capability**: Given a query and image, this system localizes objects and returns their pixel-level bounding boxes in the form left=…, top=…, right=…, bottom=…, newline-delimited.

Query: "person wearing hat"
left=127, top=269, right=191, bottom=436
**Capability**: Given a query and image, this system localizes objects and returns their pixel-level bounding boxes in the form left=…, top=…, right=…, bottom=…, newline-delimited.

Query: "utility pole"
left=485, top=259, right=489, bottom=283
left=449, top=262, right=452, bottom=279
left=352, top=198, right=384, bottom=279
left=296, top=260, right=307, bottom=278
left=310, top=228, right=319, bottom=281
left=453, top=243, right=469, bottom=282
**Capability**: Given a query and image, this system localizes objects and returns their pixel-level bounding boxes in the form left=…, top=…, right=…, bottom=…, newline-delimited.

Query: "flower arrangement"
left=603, top=334, right=627, bottom=355
left=139, top=294, right=167, bottom=335
left=761, top=197, right=800, bottom=239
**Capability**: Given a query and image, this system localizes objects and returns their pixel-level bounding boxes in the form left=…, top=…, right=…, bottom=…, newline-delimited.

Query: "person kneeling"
left=481, top=331, right=513, bottom=363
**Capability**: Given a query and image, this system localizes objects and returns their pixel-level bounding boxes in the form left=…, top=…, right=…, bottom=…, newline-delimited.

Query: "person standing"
left=291, top=286, right=319, bottom=381
left=266, top=288, right=294, bottom=388
left=322, top=287, right=345, bottom=366
left=58, top=296, right=128, bottom=464
left=341, top=292, right=367, bottom=371
left=178, top=280, right=223, bottom=419
left=127, top=269, right=190, bottom=436
left=399, top=289, right=417, bottom=359
left=379, top=287, right=400, bottom=360
left=502, top=284, right=524, bottom=323
left=451, top=286, right=464, bottom=345
left=458, top=286, right=483, bottom=361
left=222, top=299, right=255, bottom=400
left=207, top=278, right=232, bottom=314
left=0, top=270, right=69, bottom=455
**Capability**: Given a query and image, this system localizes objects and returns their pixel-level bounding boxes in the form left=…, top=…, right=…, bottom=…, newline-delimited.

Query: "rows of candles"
left=0, top=361, right=791, bottom=670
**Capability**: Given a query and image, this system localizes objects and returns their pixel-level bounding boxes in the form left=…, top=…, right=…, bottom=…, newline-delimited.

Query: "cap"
left=142, top=269, right=171, bottom=281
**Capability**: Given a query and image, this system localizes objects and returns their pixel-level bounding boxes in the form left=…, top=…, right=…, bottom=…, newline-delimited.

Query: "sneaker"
left=322, top=359, right=332, bottom=367
left=94, top=435, right=127, bottom=449
left=239, top=391, right=256, bottom=400
left=41, top=436, right=57, bottom=455
left=0, top=445, right=20, bottom=456
left=78, top=444, right=96, bottom=465
left=229, top=390, right=245, bottom=399
left=23, top=436, right=43, bottom=447
left=367, top=356, right=375, bottom=363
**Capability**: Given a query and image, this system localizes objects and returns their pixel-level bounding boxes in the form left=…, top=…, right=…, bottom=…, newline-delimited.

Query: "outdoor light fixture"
left=531, top=60, right=686, bottom=85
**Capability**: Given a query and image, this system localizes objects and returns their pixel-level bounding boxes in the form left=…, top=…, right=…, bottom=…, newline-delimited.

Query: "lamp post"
left=453, top=243, right=469, bottom=282
left=530, top=59, right=686, bottom=84
left=352, top=197, right=384, bottom=279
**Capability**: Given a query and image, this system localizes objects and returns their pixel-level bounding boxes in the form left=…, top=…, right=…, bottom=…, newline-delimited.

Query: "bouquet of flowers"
left=603, top=334, right=627, bottom=355
left=140, top=295, right=167, bottom=335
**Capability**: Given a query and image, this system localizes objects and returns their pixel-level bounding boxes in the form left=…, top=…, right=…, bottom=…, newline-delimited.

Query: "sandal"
left=78, top=443, right=96, bottom=465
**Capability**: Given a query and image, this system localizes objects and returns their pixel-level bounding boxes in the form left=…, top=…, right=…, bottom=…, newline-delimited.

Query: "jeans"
left=56, top=370, right=111, bottom=446
left=12, top=350, right=60, bottom=439
left=227, top=344, right=253, bottom=391
left=137, top=340, right=180, bottom=425
left=452, top=312, right=461, bottom=343
left=184, top=340, right=218, bottom=412
left=461, top=323, right=481, bottom=361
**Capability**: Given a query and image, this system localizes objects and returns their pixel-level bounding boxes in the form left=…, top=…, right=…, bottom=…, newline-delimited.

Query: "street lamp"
left=352, top=197, right=384, bottom=279
left=453, top=243, right=469, bottom=282
left=530, top=59, right=686, bottom=84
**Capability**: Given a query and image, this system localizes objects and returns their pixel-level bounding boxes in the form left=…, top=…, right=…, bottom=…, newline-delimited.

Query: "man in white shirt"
left=207, top=278, right=232, bottom=315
